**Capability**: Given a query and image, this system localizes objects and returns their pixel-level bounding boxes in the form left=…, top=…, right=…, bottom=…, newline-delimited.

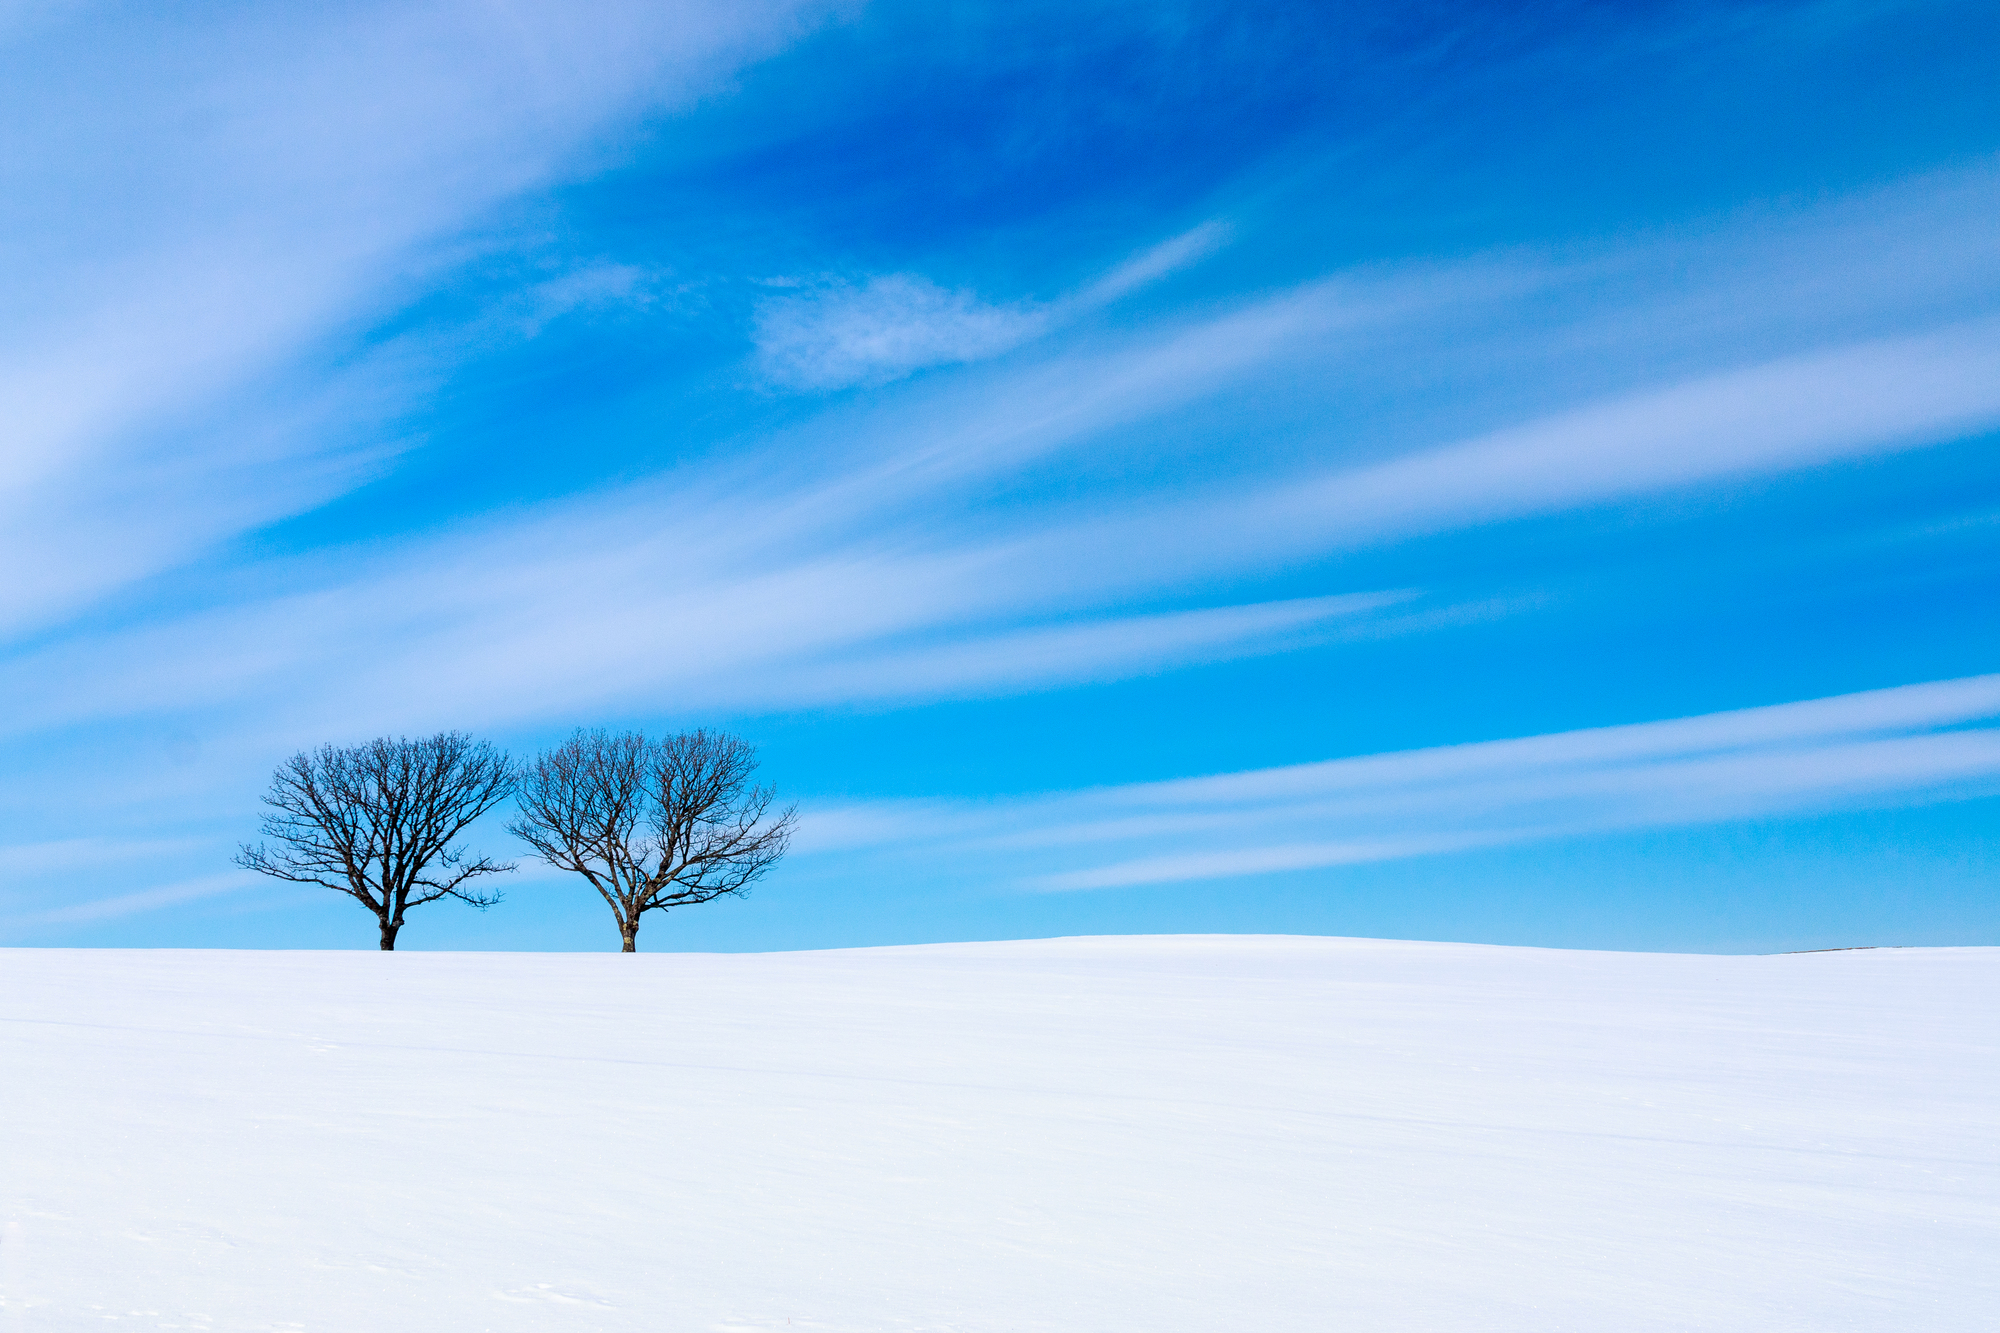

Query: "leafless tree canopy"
left=236, top=732, right=515, bottom=950
left=510, top=729, right=795, bottom=951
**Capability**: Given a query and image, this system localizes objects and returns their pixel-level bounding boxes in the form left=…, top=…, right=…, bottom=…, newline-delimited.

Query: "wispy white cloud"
left=4, top=872, right=261, bottom=926
left=1076, top=221, right=1233, bottom=305
left=0, top=162, right=1993, bottom=824
left=0, top=836, right=202, bottom=876
left=755, top=274, right=1050, bottom=389
left=1029, top=313, right=2000, bottom=589
left=6, top=169, right=2000, bottom=749
left=780, top=591, right=1418, bottom=701
left=1255, top=317, right=2000, bottom=546
left=791, top=674, right=2000, bottom=891
left=511, top=261, right=677, bottom=337
left=751, top=220, right=1233, bottom=391
left=0, top=0, right=835, bottom=636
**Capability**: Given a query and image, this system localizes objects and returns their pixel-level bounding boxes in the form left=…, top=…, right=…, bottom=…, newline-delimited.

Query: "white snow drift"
left=2, top=936, right=1994, bottom=1330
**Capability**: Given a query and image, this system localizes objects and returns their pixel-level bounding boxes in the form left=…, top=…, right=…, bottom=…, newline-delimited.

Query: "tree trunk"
left=620, top=922, right=637, bottom=953
left=380, top=919, right=400, bottom=951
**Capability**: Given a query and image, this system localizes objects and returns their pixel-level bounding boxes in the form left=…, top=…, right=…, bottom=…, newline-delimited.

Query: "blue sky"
left=2, top=0, right=1996, bottom=952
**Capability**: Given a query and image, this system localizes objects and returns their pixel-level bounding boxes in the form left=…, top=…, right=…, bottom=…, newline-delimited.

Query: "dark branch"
left=511, top=728, right=794, bottom=951
left=235, top=731, right=515, bottom=948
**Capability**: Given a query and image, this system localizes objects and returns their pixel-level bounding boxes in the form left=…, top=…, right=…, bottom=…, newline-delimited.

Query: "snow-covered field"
left=2, top=937, right=1994, bottom=1331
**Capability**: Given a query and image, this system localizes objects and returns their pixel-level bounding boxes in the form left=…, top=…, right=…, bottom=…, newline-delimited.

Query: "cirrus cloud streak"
left=794, top=674, right=2000, bottom=892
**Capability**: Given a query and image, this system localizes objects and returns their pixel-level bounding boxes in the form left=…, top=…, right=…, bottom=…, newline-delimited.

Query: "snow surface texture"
left=2, top=936, right=1994, bottom=1331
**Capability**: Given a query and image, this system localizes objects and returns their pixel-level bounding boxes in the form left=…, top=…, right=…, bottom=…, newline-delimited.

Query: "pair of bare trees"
left=236, top=729, right=794, bottom=951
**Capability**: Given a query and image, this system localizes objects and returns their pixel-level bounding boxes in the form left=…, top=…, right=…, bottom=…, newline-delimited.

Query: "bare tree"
left=511, top=728, right=795, bottom=952
left=236, top=732, right=515, bottom=950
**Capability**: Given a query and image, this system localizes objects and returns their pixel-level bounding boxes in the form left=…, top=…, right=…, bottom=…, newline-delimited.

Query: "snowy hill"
left=3, top=936, right=1994, bottom=1330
